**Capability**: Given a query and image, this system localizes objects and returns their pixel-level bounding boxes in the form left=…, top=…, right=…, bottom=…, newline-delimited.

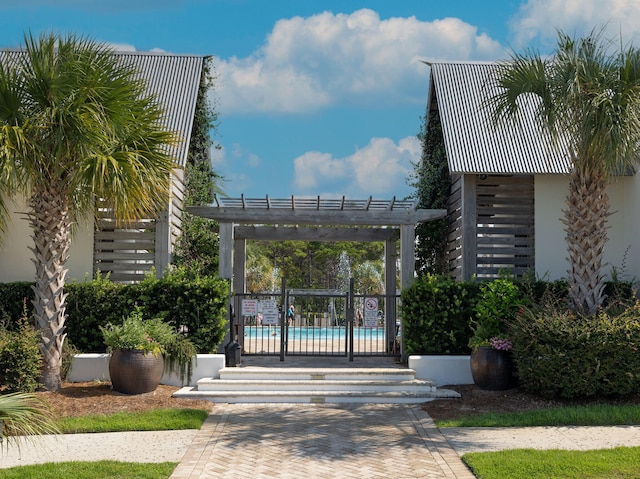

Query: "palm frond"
left=0, top=392, right=60, bottom=451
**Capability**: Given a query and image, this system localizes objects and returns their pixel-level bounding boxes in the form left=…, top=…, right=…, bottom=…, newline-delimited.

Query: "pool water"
left=245, top=326, right=385, bottom=340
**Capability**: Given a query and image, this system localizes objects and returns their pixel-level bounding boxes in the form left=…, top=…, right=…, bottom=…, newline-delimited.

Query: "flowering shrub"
left=489, top=337, right=512, bottom=351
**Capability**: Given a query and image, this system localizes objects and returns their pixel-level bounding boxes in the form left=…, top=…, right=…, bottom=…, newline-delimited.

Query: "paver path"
left=170, top=403, right=475, bottom=479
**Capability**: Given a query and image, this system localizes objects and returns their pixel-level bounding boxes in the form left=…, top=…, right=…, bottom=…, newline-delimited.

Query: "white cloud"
left=293, top=136, right=419, bottom=197
left=294, top=152, right=347, bottom=189
left=509, top=0, right=640, bottom=47
left=217, top=9, right=505, bottom=114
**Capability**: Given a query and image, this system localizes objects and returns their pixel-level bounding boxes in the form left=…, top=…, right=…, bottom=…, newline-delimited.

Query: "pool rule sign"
left=260, top=300, right=279, bottom=326
left=363, top=297, right=379, bottom=328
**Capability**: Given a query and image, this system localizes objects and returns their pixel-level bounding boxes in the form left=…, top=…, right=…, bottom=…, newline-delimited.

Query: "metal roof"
left=429, top=62, right=571, bottom=175
left=0, top=50, right=204, bottom=168
left=114, top=52, right=203, bottom=168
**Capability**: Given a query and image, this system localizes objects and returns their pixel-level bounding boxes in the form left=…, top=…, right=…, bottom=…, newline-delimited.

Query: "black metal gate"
left=236, top=279, right=400, bottom=360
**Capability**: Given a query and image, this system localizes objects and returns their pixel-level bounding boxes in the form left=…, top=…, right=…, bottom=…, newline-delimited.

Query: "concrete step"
left=196, top=378, right=436, bottom=392
left=172, top=365, right=459, bottom=404
left=218, top=367, right=417, bottom=382
left=172, top=387, right=460, bottom=404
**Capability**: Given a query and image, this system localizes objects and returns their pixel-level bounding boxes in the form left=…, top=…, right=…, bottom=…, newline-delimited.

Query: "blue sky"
left=1, top=0, right=639, bottom=200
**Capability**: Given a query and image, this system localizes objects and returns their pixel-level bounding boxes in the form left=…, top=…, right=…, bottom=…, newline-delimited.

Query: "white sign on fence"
left=242, top=299, right=257, bottom=316
left=259, top=299, right=278, bottom=310
left=363, top=297, right=379, bottom=328
left=261, top=307, right=279, bottom=326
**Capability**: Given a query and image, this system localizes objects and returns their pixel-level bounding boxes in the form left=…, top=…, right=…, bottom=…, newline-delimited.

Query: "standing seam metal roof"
left=429, top=62, right=571, bottom=175
left=115, top=52, right=203, bottom=168
left=0, top=50, right=203, bottom=169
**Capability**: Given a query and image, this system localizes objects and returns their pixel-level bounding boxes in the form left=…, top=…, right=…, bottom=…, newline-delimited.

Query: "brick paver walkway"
left=170, top=403, right=475, bottom=479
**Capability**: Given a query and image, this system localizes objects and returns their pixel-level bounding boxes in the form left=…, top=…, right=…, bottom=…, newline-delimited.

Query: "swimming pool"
left=245, top=326, right=386, bottom=340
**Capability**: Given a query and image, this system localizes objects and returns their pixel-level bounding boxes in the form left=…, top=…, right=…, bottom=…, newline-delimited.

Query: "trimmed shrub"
left=401, top=275, right=478, bottom=355
left=65, top=274, right=129, bottom=352
left=510, top=301, right=640, bottom=399
left=125, top=271, right=228, bottom=354
left=0, top=317, right=41, bottom=393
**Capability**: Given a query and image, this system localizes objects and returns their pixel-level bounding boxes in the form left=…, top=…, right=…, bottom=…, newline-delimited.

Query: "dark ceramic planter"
left=109, top=350, right=164, bottom=395
left=470, top=346, right=516, bottom=391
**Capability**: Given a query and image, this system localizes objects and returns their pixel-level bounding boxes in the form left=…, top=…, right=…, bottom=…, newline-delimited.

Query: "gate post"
left=280, top=277, right=286, bottom=362
left=348, top=278, right=354, bottom=361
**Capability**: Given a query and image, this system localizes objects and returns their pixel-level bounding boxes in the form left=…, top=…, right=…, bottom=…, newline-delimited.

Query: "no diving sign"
left=363, top=297, right=378, bottom=328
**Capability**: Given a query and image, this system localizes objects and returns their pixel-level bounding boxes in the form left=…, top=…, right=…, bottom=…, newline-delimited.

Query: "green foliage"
left=173, top=215, right=219, bottom=278
left=510, top=301, right=640, bottom=399
left=130, top=271, right=228, bottom=354
left=470, top=278, right=527, bottom=349
left=252, top=239, right=384, bottom=290
left=100, top=307, right=170, bottom=355
left=100, top=305, right=198, bottom=384
left=173, top=57, right=222, bottom=278
left=0, top=314, right=41, bottom=393
left=401, top=275, right=478, bottom=355
left=410, top=109, right=451, bottom=276
left=65, top=274, right=130, bottom=352
left=62, top=271, right=228, bottom=354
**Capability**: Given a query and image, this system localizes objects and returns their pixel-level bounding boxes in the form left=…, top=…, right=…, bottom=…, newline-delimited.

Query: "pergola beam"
left=234, top=225, right=400, bottom=242
left=187, top=206, right=446, bottom=226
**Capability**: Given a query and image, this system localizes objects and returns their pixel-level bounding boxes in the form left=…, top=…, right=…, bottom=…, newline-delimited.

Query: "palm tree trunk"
left=562, top=168, right=610, bottom=314
left=28, top=185, right=71, bottom=391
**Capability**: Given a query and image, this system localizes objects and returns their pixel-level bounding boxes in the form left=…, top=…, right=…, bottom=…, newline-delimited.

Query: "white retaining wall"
left=408, top=355, right=473, bottom=386
left=69, top=353, right=474, bottom=387
left=68, top=353, right=225, bottom=387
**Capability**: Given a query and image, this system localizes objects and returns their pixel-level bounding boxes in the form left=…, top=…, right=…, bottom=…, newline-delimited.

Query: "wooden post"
left=462, top=174, right=477, bottom=281
left=218, top=222, right=233, bottom=279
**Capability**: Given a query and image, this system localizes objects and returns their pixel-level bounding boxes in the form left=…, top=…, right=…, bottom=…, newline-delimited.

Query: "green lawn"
left=438, top=403, right=640, bottom=478
left=435, top=403, right=640, bottom=428
left=56, top=408, right=209, bottom=433
left=463, top=447, right=640, bottom=479
left=0, top=461, right=176, bottom=479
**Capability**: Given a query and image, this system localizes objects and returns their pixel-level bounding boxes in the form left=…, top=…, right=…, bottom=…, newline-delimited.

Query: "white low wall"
left=408, top=355, right=473, bottom=386
left=67, top=353, right=226, bottom=387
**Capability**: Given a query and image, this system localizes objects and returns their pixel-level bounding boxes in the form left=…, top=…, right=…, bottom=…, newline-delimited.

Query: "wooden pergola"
left=189, top=195, right=445, bottom=289
left=188, top=195, right=446, bottom=355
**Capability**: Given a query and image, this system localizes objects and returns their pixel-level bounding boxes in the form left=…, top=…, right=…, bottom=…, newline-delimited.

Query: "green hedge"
left=401, top=275, right=479, bottom=355
left=1, top=272, right=229, bottom=354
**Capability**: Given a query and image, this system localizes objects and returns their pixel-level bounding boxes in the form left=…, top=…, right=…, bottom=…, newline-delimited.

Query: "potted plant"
left=100, top=307, right=196, bottom=394
left=469, top=278, right=523, bottom=390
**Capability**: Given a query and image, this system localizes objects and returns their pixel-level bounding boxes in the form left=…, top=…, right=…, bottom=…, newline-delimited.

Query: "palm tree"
left=490, top=29, right=640, bottom=314
left=0, top=33, right=176, bottom=391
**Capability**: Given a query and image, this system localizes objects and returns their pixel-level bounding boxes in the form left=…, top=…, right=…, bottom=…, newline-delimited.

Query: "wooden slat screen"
left=475, top=175, right=534, bottom=279
left=93, top=213, right=156, bottom=283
